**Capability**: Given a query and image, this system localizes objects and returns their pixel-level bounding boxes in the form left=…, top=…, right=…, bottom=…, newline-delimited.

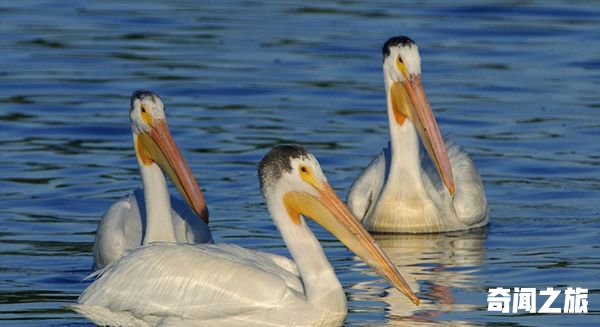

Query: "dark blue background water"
left=1, top=1, right=599, bottom=325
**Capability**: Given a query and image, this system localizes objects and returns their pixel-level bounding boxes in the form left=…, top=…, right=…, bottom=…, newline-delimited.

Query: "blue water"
left=1, top=1, right=599, bottom=326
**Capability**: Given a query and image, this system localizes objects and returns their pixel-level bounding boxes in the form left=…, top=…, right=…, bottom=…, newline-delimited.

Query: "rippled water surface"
left=1, top=1, right=599, bottom=326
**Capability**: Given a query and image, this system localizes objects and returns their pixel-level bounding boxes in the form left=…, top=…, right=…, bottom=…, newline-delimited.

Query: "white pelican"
left=347, top=36, right=488, bottom=233
left=73, top=145, right=419, bottom=326
left=93, top=90, right=212, bottom=269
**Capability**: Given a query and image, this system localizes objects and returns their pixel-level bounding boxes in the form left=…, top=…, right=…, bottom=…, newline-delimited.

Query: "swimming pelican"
left=93, top=90, right=212, bottom=269
left=347, top=36, right=488, bottom=233
left=73, top=145, right=419, bottom=326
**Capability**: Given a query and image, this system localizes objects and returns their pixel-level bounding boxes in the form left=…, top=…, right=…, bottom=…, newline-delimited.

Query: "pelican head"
left=130, top=90, right=208, bottom=222
left=259, top=145, right=419, bottom=305
left=382, top=36, right=455, bottom=196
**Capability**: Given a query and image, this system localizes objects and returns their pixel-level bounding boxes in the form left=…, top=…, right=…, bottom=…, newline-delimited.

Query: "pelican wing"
left=76, top=243, right=303, bottom=325
left=419, top=138, right=488, bottom=227
left=261, top=252, right=299, bottom=276
left=93, top=192, right=143, bottom=270
left=170, top=193, right=213, bottom=243
left=347, top=150, right=387, bottom=221
left=93, top=189, right=212, bottom=269
left=442, top=139, right=488, bottom=226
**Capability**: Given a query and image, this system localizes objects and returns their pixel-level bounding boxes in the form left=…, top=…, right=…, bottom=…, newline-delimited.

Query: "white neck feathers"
left=385, top=90, right=427, bottom=195
left=265, top=188, right=346, bottom=312
left=136, top=145, right=177, bottom=244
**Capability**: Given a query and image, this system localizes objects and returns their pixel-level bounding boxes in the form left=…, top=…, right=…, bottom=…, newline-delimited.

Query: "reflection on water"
left=1, top=0, right=600, bottom=326
left=349, top=230, right=487, bottom=326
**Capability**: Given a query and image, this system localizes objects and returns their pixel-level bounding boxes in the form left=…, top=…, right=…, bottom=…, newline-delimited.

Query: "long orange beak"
left=284, top=182, right=419, bottom=305
left=390, top=76, right=455, bottom=196
left=136, top=120, right=209, bottom=223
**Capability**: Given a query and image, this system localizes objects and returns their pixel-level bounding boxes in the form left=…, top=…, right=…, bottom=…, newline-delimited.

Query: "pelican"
left=347, top=36, right=488, bottom=233
left=72, top=145, right=419, bottom=326
left=93, top=90, right=212, bottom=269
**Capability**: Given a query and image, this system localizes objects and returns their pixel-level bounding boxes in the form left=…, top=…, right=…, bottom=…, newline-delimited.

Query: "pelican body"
left=93, top=91, right=211, bottom=269
left=347, top=36, right=488, bottom=233
left=73, top=145, right=418, bottom=327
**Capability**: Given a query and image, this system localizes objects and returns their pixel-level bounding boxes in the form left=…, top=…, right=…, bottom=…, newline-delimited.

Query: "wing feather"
left=79, top=243, right=303, bottom=323
left=445, top=140, right=488, bottom=226
left=93, top=189, right=212, bottom=269
left=93, top=193, right=142, bottom=269
left=420, top=138, right=488, bottom=227
left=347, top=150, right=387, bottom=221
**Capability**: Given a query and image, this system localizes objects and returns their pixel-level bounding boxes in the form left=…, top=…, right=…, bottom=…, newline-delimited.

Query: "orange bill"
left=137, top=120, right=209, bottom=222
left=391, top=76, right=455, bottom=196
left=284, top=183, right=420, bottom=305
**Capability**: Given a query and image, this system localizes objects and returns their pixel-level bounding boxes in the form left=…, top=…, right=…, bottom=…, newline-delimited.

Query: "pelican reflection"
left=348, top=228, right=488, bottom=325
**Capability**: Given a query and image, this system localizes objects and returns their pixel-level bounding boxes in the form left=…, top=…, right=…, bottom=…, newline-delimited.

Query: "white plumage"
left=74, top=145, right=418, bottom=326
left=93, top=91, right=211, bottom=269
left=79, top=243, right=307, bottom=327
left=93, top=189, right=212, bottom=269
left=348, top=139, right=487, bottom=233
left=347, top=36, right=488, bottom=233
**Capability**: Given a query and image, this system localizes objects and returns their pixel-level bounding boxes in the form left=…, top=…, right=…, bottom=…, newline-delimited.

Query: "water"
left=1, top=0, right=599, bottom=325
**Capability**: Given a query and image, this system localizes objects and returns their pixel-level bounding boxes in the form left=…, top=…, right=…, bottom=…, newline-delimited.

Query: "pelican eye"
left=140, top=104, right=153, bottom=125
left=395, top=56, right=409, bottom=79
left=298, top=164, right=320, bottom=189
left=299, top=165, right=309, bottom=174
